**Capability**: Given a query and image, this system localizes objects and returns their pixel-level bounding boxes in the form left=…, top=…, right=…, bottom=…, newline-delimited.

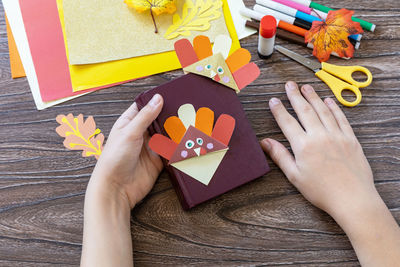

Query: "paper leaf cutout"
left=212, top=35, right=232, bottom=59
left=174, top=39, right=199, bottom=68
left=305, top=9, right=363, bottom=62
left=211, top=114, right=235, bottom=146
left=174, top=35, right=260, bottom=92
left=225, top=48, right=251, bottom=73
left=233, top=63, right=261, bottom=90
left=125, top=0, right=177, bottom=33
left=56, top=114, right=104, bottom=159
left=164, top=0, right=222, bottom=40
left=164, top=116, right=186, bottom=143
left=148, top=134, right=178, bottom=160
left=193, top=35, right=213, bottom=60
left=149, top=104, right=235, bottom=185
left=178, top=103, right=196, bottom=128
left=195, top=107, right=214, bottom=136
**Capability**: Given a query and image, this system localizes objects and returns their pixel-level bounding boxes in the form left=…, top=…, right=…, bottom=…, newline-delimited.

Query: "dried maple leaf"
left=56, top=114, right=104, bottom=160
left=124, top=0, right=177, bottom=33
left=305, top=9, right=363, bottom=62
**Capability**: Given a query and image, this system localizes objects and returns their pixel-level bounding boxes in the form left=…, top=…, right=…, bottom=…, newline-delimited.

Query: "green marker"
left=290, top=0, right=376, bottom=32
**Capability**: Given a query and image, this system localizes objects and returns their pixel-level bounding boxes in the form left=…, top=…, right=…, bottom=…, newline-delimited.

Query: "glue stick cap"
left=260, top=16, right=277, bottom=39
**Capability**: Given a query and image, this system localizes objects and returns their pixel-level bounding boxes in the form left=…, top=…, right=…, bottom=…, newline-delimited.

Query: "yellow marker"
left=275, top=45, right=373, bottom=107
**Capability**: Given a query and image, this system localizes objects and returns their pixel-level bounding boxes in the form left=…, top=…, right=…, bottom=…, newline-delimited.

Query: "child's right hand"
left=261, top=81, right=377, bottom=218
left=261, top=81, right=400, bottom=266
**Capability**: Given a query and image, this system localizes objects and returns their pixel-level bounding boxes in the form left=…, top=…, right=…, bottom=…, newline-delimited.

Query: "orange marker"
left=241, top=7, right=308, bottom=38
left=278, top=20, right=307, bottom=37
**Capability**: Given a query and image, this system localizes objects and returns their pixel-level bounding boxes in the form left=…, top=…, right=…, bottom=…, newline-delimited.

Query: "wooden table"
left=0, top=0, right=399, bottom=266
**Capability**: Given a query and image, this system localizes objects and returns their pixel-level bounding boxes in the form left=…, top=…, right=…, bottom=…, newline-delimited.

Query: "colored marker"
left=240, top=7, right=359, bottom=49
left=240, top=7, right=264, bottom=21
left=256, top=0, right=362, bottom=42
left=253, top=5, right=312, bottom=30
left=254, top=4, right=359, bottom=47
left=241, top=8, right=308, bottom=37
left=245, top=20, right=352, bottom=59
left=271, top=0, right=311, bottom=14
left=243, top=9, right=360, bottom=50
left=310, top=9, right=327, bottom=20
left=289, top=0, right=376, bottom=31
left=272, top=0, right=327, bottom=20
left=289, top=0, right=311, bottom=6
left=278, top=20, right=308, bottom=37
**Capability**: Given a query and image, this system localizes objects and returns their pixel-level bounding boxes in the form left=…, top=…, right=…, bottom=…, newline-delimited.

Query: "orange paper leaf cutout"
left=56, top=114, right=104, bottom=159
left=305, top=9, right=363, bottom=62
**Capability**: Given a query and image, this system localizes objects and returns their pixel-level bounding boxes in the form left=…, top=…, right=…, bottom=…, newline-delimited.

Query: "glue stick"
left=258, top=15, right=277, bottom=59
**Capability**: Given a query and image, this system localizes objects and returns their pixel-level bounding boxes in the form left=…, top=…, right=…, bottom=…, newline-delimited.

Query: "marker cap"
left=260, top=15, right=277, bottom=38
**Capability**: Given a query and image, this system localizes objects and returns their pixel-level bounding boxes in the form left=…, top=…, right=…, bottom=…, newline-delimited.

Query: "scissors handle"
left=321, top=62, right=373, bottom=88
left=316, top=69, right=362, bottom=107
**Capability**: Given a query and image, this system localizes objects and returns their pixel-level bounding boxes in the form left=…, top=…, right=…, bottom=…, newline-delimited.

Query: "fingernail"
left=262, top=139, right=271, bottom=151
left=285, top=81, right=296, bottom=91
left=303, top=85, right=314, bottom=94
left=270, top=98, right=280, bottom=106
left=325, top=98, right=334, bottom=105
left=149, top=94, right=161, bottom=107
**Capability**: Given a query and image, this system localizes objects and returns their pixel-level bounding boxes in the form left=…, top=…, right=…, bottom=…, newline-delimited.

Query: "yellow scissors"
left=275, top=45, right=373, bottom=107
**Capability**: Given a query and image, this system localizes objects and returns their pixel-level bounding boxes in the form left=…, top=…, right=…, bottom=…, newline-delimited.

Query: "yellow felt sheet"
left=56, top=0, right=240, bottom=92
left=62, top=0, right=229, bottom=65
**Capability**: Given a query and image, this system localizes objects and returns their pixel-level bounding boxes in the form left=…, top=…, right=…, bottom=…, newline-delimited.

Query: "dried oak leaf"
left=56, top=114, right=104, bottom=160
left=305, top=9, right=363, bottom=62
left=124, top=0, right=177, bottom=33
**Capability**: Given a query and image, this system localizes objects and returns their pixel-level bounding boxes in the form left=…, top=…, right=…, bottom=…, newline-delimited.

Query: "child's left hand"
left=88, top=94, right=164, bottom=209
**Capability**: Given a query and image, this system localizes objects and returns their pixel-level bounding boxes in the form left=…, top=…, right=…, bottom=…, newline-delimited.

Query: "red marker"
left=258, top=15, right=277, bottom=59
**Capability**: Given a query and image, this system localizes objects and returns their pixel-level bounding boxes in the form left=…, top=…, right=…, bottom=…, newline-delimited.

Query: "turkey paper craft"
left=174, top=35, right=260, bottom=92
left=149, top=104, right=235, bottom=185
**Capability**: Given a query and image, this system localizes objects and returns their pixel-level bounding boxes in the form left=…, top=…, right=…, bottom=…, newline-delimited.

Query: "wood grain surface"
left=0, top=0, right=399, bottom=266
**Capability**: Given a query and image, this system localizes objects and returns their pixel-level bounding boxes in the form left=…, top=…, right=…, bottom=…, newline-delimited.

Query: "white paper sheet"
left=227, top=0, right=257, bottom=40
left=2, top=0, right=86, bottom=110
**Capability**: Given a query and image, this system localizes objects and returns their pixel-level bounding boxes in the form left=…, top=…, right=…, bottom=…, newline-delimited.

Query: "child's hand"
left=261, top=81, right=376, bottom=218
left=261, top=82, right=400, bottom=266
left=89, top=94, right=164, bottom=209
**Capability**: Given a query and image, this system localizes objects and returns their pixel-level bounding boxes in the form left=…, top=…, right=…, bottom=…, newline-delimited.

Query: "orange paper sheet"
left=6, top=16, right=26, bottom=78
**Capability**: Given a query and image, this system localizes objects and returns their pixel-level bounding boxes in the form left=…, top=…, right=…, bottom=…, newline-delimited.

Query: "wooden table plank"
left=0, top=0, right=399, bottom=266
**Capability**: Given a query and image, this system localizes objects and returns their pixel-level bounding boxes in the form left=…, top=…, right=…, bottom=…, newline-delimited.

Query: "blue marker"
left=256, top=0, right=362, bottom=42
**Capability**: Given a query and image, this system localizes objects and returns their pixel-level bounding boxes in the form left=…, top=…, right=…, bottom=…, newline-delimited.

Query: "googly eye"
left=205, top=64, right=212, bottom=70
left=196, top=138, right=203, bottom=145
left=217, top=66, right=224, bottom=75
left=185, top=140, right=195, bottom=149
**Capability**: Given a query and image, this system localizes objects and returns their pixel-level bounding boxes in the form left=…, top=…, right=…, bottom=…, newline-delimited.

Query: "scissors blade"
left=275, top=45, right=321, bottom=72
